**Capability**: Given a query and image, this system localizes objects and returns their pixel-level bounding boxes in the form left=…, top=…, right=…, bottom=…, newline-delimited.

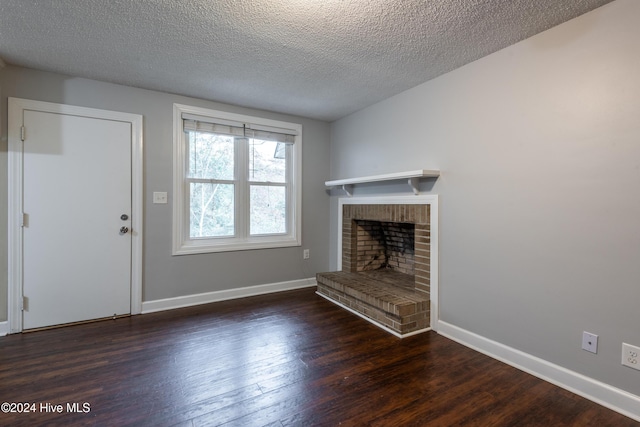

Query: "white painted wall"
left=330, top=0, right=640, bottom=399
left=0, top=67, right=331, bottom=321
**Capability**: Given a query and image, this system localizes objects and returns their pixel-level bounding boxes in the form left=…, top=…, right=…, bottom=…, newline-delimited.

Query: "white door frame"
left=7, top=98, right=144, bottom=333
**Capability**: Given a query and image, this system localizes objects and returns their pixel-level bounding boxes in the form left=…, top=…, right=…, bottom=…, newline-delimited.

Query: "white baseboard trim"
left=437, top=320, right=640, bottom=422
left=141, top=278, right=317, bottom=314
left=316, top=291, right=431, bottom=339
left=0, top=321, right=8, bottom=336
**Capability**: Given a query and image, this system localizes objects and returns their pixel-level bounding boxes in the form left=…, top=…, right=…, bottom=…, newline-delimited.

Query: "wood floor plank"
left=0, top=288, right=637, bottom=427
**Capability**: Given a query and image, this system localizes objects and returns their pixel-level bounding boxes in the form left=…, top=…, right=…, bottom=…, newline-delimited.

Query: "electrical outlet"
left=622, top=343, right=640, bottom=370
left=303, top=249, right=310, bottom=259
left=582, top=331, right=598, bottom=354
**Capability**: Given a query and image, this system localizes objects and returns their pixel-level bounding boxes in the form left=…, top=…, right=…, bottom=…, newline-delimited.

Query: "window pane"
left=249, top=139, right=286, bottom=183
left=190, top=183, right=234, bottom=237
left=250, top=185, right=286, bottom=235
left=188, top=131, right=234, bottom=180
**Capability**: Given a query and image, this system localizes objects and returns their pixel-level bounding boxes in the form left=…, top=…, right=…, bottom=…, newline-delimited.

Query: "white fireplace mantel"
left=325, top=169, right=440, bottom=196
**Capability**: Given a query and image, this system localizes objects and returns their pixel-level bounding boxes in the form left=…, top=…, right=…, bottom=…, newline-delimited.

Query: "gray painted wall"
left=330, top=0, right=640, bottom=396
left=0, top=66, right=331, bottom=321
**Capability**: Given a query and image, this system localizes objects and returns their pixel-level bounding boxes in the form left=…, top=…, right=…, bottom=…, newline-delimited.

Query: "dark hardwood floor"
left=0, top=288, right=637, bottom=426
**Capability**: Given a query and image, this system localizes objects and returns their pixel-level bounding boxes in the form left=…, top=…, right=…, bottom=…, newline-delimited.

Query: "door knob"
left=119, top=226, right=130, bottom=235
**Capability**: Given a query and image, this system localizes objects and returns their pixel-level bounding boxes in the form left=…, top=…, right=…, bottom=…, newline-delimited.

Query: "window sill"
left=173, top=235, right=301, bottom=255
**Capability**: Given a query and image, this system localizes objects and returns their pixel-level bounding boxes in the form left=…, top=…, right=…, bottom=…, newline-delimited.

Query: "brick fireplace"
left=317, top=202, right=432, bottom=337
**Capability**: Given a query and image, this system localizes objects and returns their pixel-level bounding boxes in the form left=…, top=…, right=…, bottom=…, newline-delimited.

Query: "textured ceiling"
left=0, top=0, right=613, bottom=121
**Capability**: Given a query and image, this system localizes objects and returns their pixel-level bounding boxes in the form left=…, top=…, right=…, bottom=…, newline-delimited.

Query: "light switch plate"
left=153, top=192, right=168, bottom=204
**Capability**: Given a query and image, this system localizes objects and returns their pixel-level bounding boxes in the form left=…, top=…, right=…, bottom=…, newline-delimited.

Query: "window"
left=173, top=104, right=302, bottom=254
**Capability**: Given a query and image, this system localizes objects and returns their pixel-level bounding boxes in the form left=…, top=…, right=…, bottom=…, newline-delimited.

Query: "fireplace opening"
left=356, top=220, right=415, bottom=275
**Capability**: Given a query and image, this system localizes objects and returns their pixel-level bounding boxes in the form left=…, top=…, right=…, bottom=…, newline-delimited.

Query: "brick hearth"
left=316, top=270, right=429, bottom=335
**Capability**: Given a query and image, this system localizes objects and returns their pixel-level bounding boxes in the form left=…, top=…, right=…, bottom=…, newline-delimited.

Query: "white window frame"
left=172, top=103, right=302, bottom=255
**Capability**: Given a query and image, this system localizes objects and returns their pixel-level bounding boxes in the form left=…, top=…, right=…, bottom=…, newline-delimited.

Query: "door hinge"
left=20, top=212, right=26, bottom=227
left=20, top=125, right=25, bottom=141
left=21, top=296, right=28, bottom=311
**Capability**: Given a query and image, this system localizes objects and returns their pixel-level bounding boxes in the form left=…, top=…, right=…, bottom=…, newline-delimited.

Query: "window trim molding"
left=172, top=103, right=302, bottom=255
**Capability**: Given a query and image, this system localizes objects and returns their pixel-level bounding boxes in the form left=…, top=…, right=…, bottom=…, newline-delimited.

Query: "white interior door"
left=21, top=109, right=132, bottom=329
